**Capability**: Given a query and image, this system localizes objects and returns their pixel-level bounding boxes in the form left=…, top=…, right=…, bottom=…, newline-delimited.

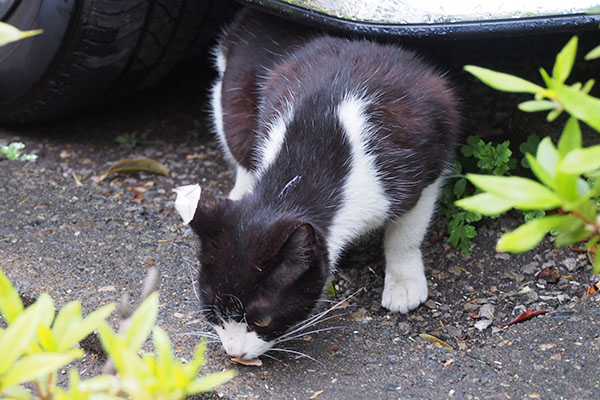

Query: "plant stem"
left=570, top=209, right=600, bottom=234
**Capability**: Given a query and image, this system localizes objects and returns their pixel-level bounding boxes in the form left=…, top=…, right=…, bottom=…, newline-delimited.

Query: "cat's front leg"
left=381, top=178, right=441, bottom=313
left=228, top=165, right=257, bottom=200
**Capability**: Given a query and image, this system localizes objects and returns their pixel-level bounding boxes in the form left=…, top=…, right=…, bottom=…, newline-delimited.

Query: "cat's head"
left=188, top=194, right=329, bottom=360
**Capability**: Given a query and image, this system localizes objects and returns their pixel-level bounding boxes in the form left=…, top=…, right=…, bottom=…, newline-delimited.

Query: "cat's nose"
left=229, top=351, right=247, bottom=359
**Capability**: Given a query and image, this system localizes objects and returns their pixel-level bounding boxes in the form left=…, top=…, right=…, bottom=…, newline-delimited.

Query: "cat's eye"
left=253, top=316, right=272, bottom=328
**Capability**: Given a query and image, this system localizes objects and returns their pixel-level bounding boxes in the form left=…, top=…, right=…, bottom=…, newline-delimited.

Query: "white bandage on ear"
left=173, top=184, right=201, bottom=224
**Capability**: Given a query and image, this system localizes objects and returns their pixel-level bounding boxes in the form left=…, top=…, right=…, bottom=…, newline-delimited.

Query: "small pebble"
left=522, top=262, right=539, bottom=275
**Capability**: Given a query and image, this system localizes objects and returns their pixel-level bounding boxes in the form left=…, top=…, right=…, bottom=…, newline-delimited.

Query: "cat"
left=178, top=8, right=459, bottom=360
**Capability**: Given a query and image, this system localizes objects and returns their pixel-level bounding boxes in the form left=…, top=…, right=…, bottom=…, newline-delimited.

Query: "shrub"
left=456, top=36, right=600, bottom=272
left=0, top=269, right=234, bottom=399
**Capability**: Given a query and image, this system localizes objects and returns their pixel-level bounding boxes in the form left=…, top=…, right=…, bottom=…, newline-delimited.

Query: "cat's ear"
left=269, top=222, right=328, bottom=287
left=188, top=194, right=231, bottom=239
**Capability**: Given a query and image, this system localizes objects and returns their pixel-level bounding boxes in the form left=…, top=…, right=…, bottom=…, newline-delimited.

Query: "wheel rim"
left=0, top=0, right=21, bottom=21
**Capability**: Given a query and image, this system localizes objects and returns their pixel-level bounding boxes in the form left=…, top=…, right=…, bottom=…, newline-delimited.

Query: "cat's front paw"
left=381, top=275, right=428, bottom=314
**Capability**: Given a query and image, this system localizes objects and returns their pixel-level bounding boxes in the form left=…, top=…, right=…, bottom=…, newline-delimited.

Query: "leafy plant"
left=458, top=35, right=600, bottom=272
left=439, top=132, right=525, bottom=255
left=0, top=269, right=234, bottom=399
left=519, top=135, right=541, bottom=168
left=1, top=142, right=38, bottom=161
left=115, top=133, right=139, bottom=149
left=461, top=135, right=517, bottom=175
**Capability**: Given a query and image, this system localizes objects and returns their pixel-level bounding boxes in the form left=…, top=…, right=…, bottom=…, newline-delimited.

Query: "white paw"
left=381, top=275, right=428, bottom=314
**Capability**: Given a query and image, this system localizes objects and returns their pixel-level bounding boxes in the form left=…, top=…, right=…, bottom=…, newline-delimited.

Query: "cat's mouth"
left=213, top=321, right=274, bottom=360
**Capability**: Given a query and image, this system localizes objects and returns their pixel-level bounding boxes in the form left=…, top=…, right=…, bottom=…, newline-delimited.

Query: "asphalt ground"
left=1, top=28, right=600, bottom=400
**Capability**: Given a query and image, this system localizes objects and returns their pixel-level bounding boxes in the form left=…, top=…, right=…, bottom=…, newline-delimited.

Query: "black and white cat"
left=176, top=9, right=459, bottom=360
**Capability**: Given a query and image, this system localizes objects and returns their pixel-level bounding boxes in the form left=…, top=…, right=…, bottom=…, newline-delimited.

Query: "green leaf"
left=97, top=323, right=117, bottom=366
left=126, top=292, right=159, bottom=352
left=518, top=100, right=556, bottom=112
left=585, top=44, right=600, bottom=60
left=526, top=154, right=556, bottom=190
left=37, top=325, right=57, bottom=352
left=52, top=301, right=82, bottom=343
left=552, top=36, right=578, bottom=84
left=523, top=209, right=546, bottom=223
left=77, top=374, right=120, bottom=396
left=0, top=385, right=34, bottom=399
left=0, top=294, right=52, bottom=375
left=464, top=210, right=482, bottom=223
left=558, top=145, right=600, bottom=175
left=553, top=83, right=600, bottom=131
left=536, top=137, right=559, bottom=174
left=453, top=178, right=467, bottom=198
left=558, top=117, right=582, bottom=159
left=594, top=248, right=600, bottom=275
left=582, top=79, right=595, bottom=94
left=186, top=370, right=236, bottom=395
left=464, top=65, right=544, bottom=94
left=466, top=174, right=562, bottom=209
left=0, top=22, right=43, bottom=46
left=183, top=341, right=207, bottom=380
left=152, top=326, right=174, bottom=382
left=497, top=215, right=573, bottom=252
left=555, top=172, right=579, bottom=202
left=2, top=351, right=82, bottom=387
left=519, top=135, right=541, bottom=168
left=586, top=236, right=600, bottom=250
left=555, top=225, right=590, bottom=247
left=0, top=269, right=24, bottom=324
left=546, top=108, right=563, bottom=122
left=116, top=341, right=151, bottom=383
left=455, top=193, right=515, bottom=215
left=57, top=303, right=114, bottom=351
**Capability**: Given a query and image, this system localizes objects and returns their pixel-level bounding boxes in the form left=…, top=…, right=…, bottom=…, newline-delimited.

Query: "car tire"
left=0, top=0, right=236, bottom=124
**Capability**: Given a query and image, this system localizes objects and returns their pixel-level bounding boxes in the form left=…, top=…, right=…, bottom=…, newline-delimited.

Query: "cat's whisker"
left=282, top=305, right=345, bottom=338
left=185, top=260, right=201, bottom=303
left=283, top=289, right=363, bottom=338
left=181, top=331, right=219, bottom=339
left=267, top=348, right=324, bottom=366
left=261, top=353, right=282, bottom=362
left=275, top=326, right=346, bottom=343
left=278, top=312, right=352, bottom=342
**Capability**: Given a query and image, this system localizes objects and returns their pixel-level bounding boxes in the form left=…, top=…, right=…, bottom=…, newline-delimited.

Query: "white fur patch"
left=229, top=166, right=257, bottom=200
left=255, top=104, right=293, bottom=176
left=327, top=95, right=391, bottom=265
left=213, top=321, right=273, bottom=360
left=210, top=78, right=236, bottom=165
left=213, top=46, right=227, bottom=77
left=381, top=178, right=442, bottom=313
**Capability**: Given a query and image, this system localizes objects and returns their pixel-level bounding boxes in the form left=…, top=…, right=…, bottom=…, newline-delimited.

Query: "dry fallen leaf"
left=96, top=158, right=169, bottom=183
left=584, top=281, right=600, bottom=296
left=499, top=309, right=549, bottom=328
left=309, top=390, right=324, bottom=399
left=419, top=333, right=453, bottom=350
left=535, top=267, right=561, bottom=284
left=230, top=357, right=262, bottom=367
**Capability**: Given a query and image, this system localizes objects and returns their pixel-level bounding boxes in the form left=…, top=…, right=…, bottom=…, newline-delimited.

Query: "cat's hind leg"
left=381, top=178, right=441, bottom=313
